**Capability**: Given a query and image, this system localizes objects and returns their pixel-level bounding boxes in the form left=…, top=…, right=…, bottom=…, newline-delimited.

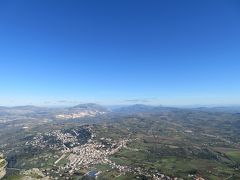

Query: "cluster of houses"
left=23, top=127, right=202, bottom=180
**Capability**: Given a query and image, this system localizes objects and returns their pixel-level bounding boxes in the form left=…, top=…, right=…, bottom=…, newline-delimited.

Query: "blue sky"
left=0, top=0, right=240, bottom=106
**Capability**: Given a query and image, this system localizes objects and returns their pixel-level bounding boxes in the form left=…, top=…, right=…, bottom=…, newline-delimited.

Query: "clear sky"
left=0, top=0, right=240, bottom=106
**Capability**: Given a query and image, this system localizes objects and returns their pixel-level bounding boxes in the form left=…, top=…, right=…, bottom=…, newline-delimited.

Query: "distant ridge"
left=56, top=103, right=108, bottom=120
left=71, top=103, right=108, bottom=112
left=113, top=104, right=178, bottom=114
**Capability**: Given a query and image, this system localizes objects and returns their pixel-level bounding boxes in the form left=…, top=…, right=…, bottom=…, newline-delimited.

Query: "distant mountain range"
left=1, top=103, right=240, bottom=122
left=113, top=104, right=178, bottom=114
left=56, top=103, right=109, bottom=119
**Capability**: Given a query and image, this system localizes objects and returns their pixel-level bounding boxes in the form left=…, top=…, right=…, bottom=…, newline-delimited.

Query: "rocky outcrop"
left=0, top=168, right=6, bottom=180
left=0, top=153, right=7, bottom=179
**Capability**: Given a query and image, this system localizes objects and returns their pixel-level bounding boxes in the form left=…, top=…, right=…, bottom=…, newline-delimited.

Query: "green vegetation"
left=1, top=107, right=240, bottom=179
left=226, top=151, right=240, bottom=163
left=94, top=163, right=111, bottom=171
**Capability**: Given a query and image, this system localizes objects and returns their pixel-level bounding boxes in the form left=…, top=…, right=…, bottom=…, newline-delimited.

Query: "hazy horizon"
left=1, top=101, right=240, bottom=108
